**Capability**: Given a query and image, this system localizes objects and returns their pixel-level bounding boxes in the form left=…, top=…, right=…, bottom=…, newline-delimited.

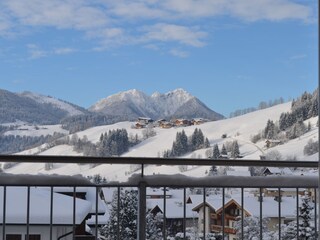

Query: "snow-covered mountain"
left=0, top=89, right=86, bottom=125
left=89, top=89, right=158, bottom=119
left=19, top=91, right=85, bottom=117
left=89, top=88, right=224, bottom=120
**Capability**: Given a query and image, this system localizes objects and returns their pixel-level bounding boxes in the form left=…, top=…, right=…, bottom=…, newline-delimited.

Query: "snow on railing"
left=0, top=155, right=318, bottom=240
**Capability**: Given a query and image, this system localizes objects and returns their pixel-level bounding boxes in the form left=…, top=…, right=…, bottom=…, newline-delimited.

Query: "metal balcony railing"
left=0, top=155, right=318, bottom=240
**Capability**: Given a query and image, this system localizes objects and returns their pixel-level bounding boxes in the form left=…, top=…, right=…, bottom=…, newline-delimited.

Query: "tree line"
left=229, top=97, right=285, bottom=118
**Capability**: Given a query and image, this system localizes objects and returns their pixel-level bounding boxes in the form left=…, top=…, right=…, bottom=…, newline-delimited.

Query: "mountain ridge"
left=0, top=89, right=87, bottom=124
left=0, top=88, right=224, bottom=125
left=89, top=88, right=224, bottom=121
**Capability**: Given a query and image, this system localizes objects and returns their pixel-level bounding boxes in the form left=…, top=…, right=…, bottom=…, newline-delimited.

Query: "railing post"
left=138, top=181, right=147, bottom=240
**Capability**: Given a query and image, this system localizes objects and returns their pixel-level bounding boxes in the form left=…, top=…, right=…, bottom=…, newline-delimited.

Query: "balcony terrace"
left=0, top=155, right=318, bottom=240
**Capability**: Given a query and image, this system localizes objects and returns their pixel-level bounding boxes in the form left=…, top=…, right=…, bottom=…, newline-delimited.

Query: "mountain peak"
left=90, top=88, right=224, bottom=121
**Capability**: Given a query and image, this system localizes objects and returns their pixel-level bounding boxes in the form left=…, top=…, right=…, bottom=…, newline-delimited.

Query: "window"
left=6, top=235, right=21, bottom=240
left=25, top=235, right=41, bottom=240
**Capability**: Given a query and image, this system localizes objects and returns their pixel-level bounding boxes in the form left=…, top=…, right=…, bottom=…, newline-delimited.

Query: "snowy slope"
left=7, top=101, right=318, bottom=181
left=4, top=124, right=68, bottom=137
left=20, top=91, right=85, bottom=117
left=123, top=102, right=293, bottom=158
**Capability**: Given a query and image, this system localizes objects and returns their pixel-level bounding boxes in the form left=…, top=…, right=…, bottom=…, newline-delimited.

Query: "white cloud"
left=142, top=23, right=207, bottom=47
left=104, top=1, right=168, bottom=19
left=226, top=0, right=312, bottom=22
left=3, top=0, right=109, bottom=30
left=169, top=48, right=189, bottom=58
left=27, top=44, right=48, bottom=59
left=161, top=0, right=312, bottom=21
left=290, top=54, right=307, bottom=60
left=54, top=48, right=77, bottom=55
left=0, top=0, right=315, bottom=55
left=27, top=44, right=77, bottom=59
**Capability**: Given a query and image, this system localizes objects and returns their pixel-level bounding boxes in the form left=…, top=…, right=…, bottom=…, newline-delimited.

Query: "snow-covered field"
left=3, top=124, right=68, bottom=137
left=4, top=102, right=319, bottom=181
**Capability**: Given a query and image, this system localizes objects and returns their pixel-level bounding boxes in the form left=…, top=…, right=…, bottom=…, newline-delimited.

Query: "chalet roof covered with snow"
left=148, top=198, right=198, bottom=219
left=0, top=187, right=92, bottom=225
left=50, top=186, right=106, bottom=214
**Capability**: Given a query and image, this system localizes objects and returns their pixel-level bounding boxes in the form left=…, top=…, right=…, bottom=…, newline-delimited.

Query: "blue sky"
left=0, top=0, right=318, bottom=116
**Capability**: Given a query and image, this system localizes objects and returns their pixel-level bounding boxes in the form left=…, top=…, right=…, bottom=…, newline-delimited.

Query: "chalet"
left=138, top=117, right=153, bottom=125
left=135, top=122, right=146, bottom=129
left=219, top=154, right=229, bottom=159
left=226, top=168, right=251, bottom=177
left=51, top=187, right=106, bottom=236
left=156, top=119, right=166, bottom=127
left=260, top=188, right=306, bottom=198
left=174, top=119, right=191, bottom=127
left=135, top=117, right=154, bottom=129
left=192, top=198, right=250, bottom=240
left=148, top=198, right=198, bottom=236
left=157, top=119, right=173, bottom=129
left=242, top=196, right=304, bottom=231
left=265, top=139, right=282, bottom=148
left=262, top=167, right=292, bottom=176
left=191, top=118, right=208, bottom=125
left=191, top=195, right=306, bottom=239
left=147, top=188, right=172, bottom=199
left=159, top=121, right=173, bottom=129
left=0, top=187, right=96, bottom=240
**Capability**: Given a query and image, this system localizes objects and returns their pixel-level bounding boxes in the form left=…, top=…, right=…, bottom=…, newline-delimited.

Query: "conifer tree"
left=230, top=141, right=240, bottom=158
left=212, top=144, right=220, bottom=159
left=100, top=189, right=138, bottom=239
left=281, top=221, right=297, bottom=240
left=146, top=212, right=163, bottom=240
left=298, top=193, right=315, bottom=239
left=221, top=144, right=227, bottom=156
left=204, top=137, right=210, bottom=148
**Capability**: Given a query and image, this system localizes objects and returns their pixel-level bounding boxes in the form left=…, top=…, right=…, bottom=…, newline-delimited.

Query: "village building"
left=262, top=167, right=292, bottom=176
left=265, top=139, right=282, bottom=148
left=147, top=188, right=173, bottom=199
left=159, top=121, right=173, bottom=129
left=191, top=118, right=208, bottom=125
left=192, top=197, right=248, bottom=240
left=0, top=187, right=104, bottom=240
left=134, top=117, right=154, bottom=129
left=135, top=122, right=146, bottom=129
left=174, top=119, right=191, bottom=127
left=138, top=117, right=153, bottom=125
left=190, top=194, right=306, bottom=239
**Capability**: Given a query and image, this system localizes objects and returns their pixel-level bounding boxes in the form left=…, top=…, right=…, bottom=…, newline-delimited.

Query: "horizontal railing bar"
left=0, top=174, right=317, bottom=188
left=0, top=155, right=317, bottom=168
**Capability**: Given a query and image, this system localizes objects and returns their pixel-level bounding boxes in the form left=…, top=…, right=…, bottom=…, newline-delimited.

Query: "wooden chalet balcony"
left=211, top=213, right=238, bottom=221
left=211, top=225, right=237, bottom=235
left=225, top=213, right=238, bottom=221
left=0, top=155, right=317, bottom=240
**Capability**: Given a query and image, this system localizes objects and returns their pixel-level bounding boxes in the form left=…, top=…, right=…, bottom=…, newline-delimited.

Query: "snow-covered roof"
left=86, top=210, right=109, bottom=226
left=242, top=196, right=302, bottom=218
left=190, top=195, right=305, bottom=218
left=102, top=188, right=116, bottom=203
left=0, top=187, right=92, bottom=225
left=148, top=198, right=198, bottom=219
left=192, top=197, right=224, bottom=212
left=264, top=167, right=293, bottom=175
left=51, top=187, right=106, bottom=214
left=226, top=170, right=251, bottom=177
left=147, top=188, right=173, bottom=197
